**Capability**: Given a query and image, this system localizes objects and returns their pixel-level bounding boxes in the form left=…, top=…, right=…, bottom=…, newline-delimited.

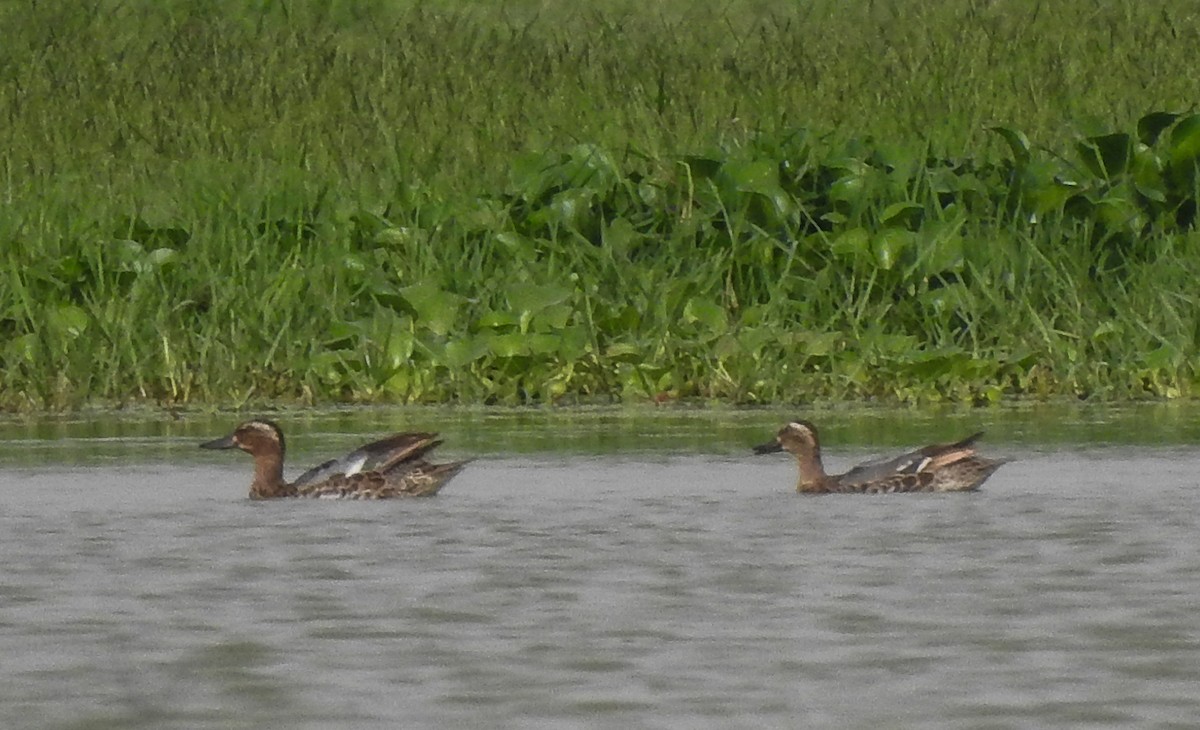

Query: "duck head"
left=200, top=420, right=286, bottom=457
left=753, top=420, right=821, bottom=458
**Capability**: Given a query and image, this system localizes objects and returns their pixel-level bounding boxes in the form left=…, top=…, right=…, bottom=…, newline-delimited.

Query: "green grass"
left=1, top=0, right=1199, bottom=410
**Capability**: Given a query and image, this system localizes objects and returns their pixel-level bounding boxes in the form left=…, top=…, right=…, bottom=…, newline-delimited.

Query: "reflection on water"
left=1, top=407, right=1199, bottom=727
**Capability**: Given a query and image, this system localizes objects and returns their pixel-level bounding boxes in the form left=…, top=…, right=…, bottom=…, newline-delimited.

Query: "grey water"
left=2, top=406, right=1200, bottom=728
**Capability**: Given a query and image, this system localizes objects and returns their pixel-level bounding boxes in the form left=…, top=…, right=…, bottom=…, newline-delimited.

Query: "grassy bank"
left=1, top=0, right=1199, bottom=409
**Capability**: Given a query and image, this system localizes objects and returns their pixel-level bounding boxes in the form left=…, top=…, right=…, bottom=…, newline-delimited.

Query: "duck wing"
left=290, top=432, right=440, bottom=488
left=836, top=432, right=985, bottom=488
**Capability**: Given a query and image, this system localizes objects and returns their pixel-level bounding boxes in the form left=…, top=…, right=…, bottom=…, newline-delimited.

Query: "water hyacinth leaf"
left=381, top=369, right=411, bottom=396
left=881, top=201, right=923, bottom=229
left=527, top=333, right=562, bottom=355
left=1141, top=345, right=1178, bottom=371
left=507, top=283, right=573, bottom=333
left=1166, top=114, right=1200, bottom=181
left=1137, top=111, right=1180, bottom=146
left=310, top=350, right=350, bottom=384
left=918, top=282, right=971, bottom=315
left=383, top=329, right=415, bottom=369
left=986, top=126, right=1031, bottom=166
left=1019, top=159, right=1077, bottom=212
left=117, top=215, right=190, bottom=248
left=351, top=210, right=390, bottom=240
left=831, top=227, right=871, bottom=261
left=1095, top=195, right=1143, bottom=233
left=553, top=326, right=590, bottom=359
left=5, top=333, right=38, bottom=364
left=507, top=283, right=572, bottom=318
left=147, top=248, right=179, bottom=268
left=636, top=180, right=663, bottom=207
left=682, top=297, right=727, bottom=334
left=603, top=217, right=640, bottom=256
left=1076, top=133, right=1133, bottom=179
left=1168, top=114, right=1200, bottom=156
left=477, top=310, right=520, bottom=330
left=873, top=229, right=914, bottom=270
left=719, top=159, right=780, bottom=196
left=494, top=231, right=536, bottom=257
left=487, top=332, right=528, bottom=358
left=1130, top=144, right=1166, bottom=202
left=1134, top=181, right=1167, bottom=204
left=915, top=221, right=964, bottom=274
left=604, top=342, right=644, bottom=362
left=547, top=188, right=596, bottom=230
left=109, top=240, right=144, bottom=271
left=680, top=155, right=723, bottom=182
left=442, top=336, right=491, bottom=368
left=341, top=253, right=368, bottom=273
left=536, top=304, right=573, bottom=331
left=869, top=332, right=920, bottom=357
left=1028, top=175, right=1080, bottom=214
left=508, top=150, right=564, bottom=199
left=828, top=169, right=867, bottom=205
left=373, top=227, right=419, bottom=247
left=399, top=282, right=461, bottom=336
left=48, top=304, right=89, bottom=339
left=562, top=143, right=620, bottom=194
left=323, top=320, right=363, bottom=350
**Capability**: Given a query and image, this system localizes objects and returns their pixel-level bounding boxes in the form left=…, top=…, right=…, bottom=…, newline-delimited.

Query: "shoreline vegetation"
left=2, top=1, right=1199, bottom=411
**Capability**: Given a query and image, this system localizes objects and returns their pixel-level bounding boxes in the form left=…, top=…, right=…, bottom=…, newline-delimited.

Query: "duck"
left=200, top=420, right=469, bottom=499
left=753, top=420, right=1005, bottom=493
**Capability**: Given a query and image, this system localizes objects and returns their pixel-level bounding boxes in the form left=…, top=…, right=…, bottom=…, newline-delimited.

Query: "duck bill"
left=199, top=433, right=238, bottom=450
left=752, top=440, right=783, bottom=455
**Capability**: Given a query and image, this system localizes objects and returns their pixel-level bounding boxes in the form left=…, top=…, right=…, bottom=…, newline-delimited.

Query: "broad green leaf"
left=831, top=227, right=870, bottom=260
left=603, top=217, right=640, bottom=255
left=487, top=332, right=528, bottom=358
left=399, top=282, right=462, bottom=336
left=323, top=320, right=363, bottom=349
left=48, top=304, right=88, bottom=339
left=1137, top=111, right=1180, bottom=146
left=508, top=150, right=563, bottom=199
left=477, top=310, right=520, bottom=329
left=873, top=229, right=914, bottom=270
left=562, top=143, right=620, bottom=193
left=147, top=248, right=178, bottom=267
left=1141, top=346, right=1177, bottom=371
left=548, top=188, right=596, bottom=230
left=915, top=221, right=965, bottom=274
left=881, top=201, right=922, bottom=229
left=679, top=155, right=723, bottom=181
left=987, top=126, right=1031, bottom=166
left=605, top=342, right=644, bottom=361
left=1166, top=114, right=1200, bottom=179
left=828, top=170, right=867, bottom=204
left=1076, top=133, right=1133, bottom=179
left=5, top=333, right=38, bottom=364
left=719, top=159, right=780, bottom=196
left=441, top=336, right=491, bottom=368
left=383, top=329, right=415, bottom=369
left=494, top=232, right=536, bottom=256
left=918, top=282, right=971, bottom=315
left=682, top=297, right=727, bottom=334
left=527, top=333, right=563, bottom=354
left=507, top=283, right=572, bottom=317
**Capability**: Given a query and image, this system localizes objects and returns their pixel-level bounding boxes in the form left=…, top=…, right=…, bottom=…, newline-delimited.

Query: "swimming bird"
left=753, top=420, right=1005, bottom=493
left=200, top=420, right=469, bottom=499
